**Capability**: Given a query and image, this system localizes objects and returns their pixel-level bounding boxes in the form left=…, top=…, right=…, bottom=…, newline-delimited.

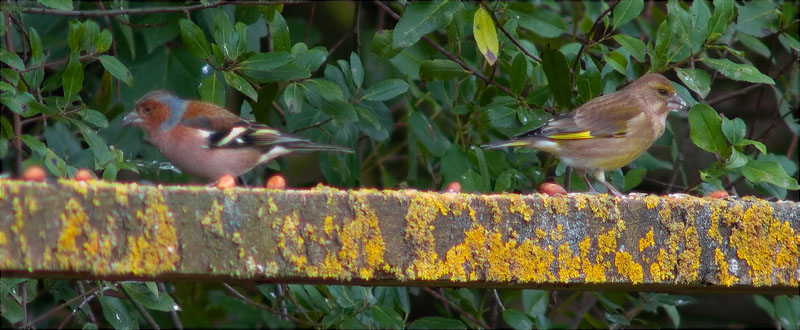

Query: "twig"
left=0, top=1, right=304, bottom=17
left=422, top=287, right=490, bottom=329
left=373, top=1, right=515, bottom=97
left=292, top=118, right=332, bottom=134
left=21, top=282, right=28, bottom=329
left=355, top=2, right=362, bottom=55
left=123, top=288, right=161, bottom=330
left=157, top=283, right=183, bottom=330
left=4, top=11, right=22, bottom=176
left=569, top=292, right=597, bottom=329
left=76, top=282, right=98, bottom=326
left=221, top=283, right=307, bottom=324
left=96, top=1, right=121, bottom=103
left=18, top=53, right=97, bottom=73
left=303, top=2, right=316, bottom=43
left=571, top=1, right=618, bottom=88
left=23, top=286, right=99, bottom=328
left=328, top=32, right=351, bottom=57
left=492, top=289, right=505, bottom=311
left=482, top=4, right=540, bottom=62
left=706, top=83, right=764, bottom=105
left=284, top=284, right=315, bottom=326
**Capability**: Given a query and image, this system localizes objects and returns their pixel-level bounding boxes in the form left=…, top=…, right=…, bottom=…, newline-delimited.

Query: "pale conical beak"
left=122, top=111, right=142, bottom=126
left=667, top=94, right=689, bottom=111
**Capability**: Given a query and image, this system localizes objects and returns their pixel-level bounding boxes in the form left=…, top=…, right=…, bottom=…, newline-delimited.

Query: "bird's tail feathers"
left=284, top=141, right=354, bottom=153
left=480, top=139, right=534, bottom=150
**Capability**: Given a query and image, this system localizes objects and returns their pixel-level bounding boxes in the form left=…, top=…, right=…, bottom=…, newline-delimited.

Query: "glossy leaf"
left=99, top=296, right=137, bottom=330
left=392, top=0, right=459, bottom=48
left=688, top=104, right=728, bottom=155
left=720, top=116, right=745, bottom=146
left=473, top=7, right=499, bottom=65
left=238, top=52, right=294, bottom=79
left=740, top=159, right=800, bottom=190
left=408, top=111, right=450, bottom=157
left=419, top=59, right=468, bottom=81
left=98, top=55, right=133, bottom=86
left=198, top=73, right=225, bottom=106
left=360, top=79, right=408, bottom=101
left=409, top=317, right=466, bottom=329
left=613, top=34, right=646, bottom=62
left=503, top=309, right=533, bottom=330
left=541, top=47, right=571, bottom=109
left=708, top=0, right=734, bottom=40
left=222, top=71, right=258, bottom=101
left=350, top=52, right=364, bottom=88
left=515, top=9, right=566, bottom=38
left=675, top=68, right=711, bottom=99
left=270, top=12, right=291, bottom=52
left=38, top=0, right=72, bottom=10
left=179, top=19, right=212, bottom=59
left=62, top=54, right=84, bottom=100
left=0, top=50, right=24, bottom=71
left=735, top=1, right=779, bottom=37
left=613, top=0, right=644, bottom=28
left=510, top=53, right=528, bottom=96
left=702, top=57, right=775, bottom=85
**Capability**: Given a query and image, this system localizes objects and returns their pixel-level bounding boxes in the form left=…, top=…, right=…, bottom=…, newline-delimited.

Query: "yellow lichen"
left=678, top=226, right=701, bottom=282
left=643, top=195, right=660, bottom=209
left=639, top=229, right=654, bottom=252
left=557, top=243, right=580, bottom=282
left=114, top=188, right=179, bottom=275
left=508, top=195, right=533, bottom=221
left=615, top=251, right=644, bottom=284
left=200, top=199, right=225, bottom=236
left=0, top=231, right=6, bottom=246
left=56, top=199, right=88, bottom=270
left=598, top=229, right=616, bottom=255
left=714, top=248, right=739, bottom=286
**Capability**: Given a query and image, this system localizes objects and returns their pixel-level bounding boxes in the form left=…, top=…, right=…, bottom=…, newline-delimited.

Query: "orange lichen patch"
left=557, top=243, right=580, bottom=282
left=728, top=200, right=799, bottom=286
left=540, top=194, right=569, bottom=215
left=200, top=199, right=225, bottom=236
left=0, top=231, right=6, bottom=245
left=639, top=229, right=654, bottom=252
left=658, top=205, right=671, bottom=222
left=114, top=188, right=179, bottom=275
left=598, top=229, right=616, bottom=255
left=678, top=226, right=701, bottom=282
left=405, top=192, right=445, bottom=279
left=615, top=251, right=644, bottom=284
left=708, top=199, right=725, bottom=244
left=579, top=236, right=608, bottom=283
left=278, top=211, right=306, bottom=269
left=324, top=216, right=334, bottom=237
left=643, top=195, right=660, bottom=209
left=114, top=183, right=130, bottom=206
left=587, top=195, right=617, bottom=221
left=56, top=199, right=88, bottom=270
left=484, top=197, right=503, bottom=223
left=535, top=228, right=547, bottom=241
left=714, top=248, right=739, bottom=286
left=513, top=239, right=556, bottom=282
left=508, top=194, right=533, bottom=221
left=550, top=224, right=563, bottom=241
left=82, top=230, right=113, bottom=273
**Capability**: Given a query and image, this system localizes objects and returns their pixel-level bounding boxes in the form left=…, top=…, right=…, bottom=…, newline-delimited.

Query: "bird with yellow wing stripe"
left=481, top=74, right=689, bottom=196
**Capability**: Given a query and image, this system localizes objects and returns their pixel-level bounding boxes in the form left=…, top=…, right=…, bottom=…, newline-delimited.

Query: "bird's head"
left=123, top=90, right=187, bottom=132
left=627, top=74, right=689, bottom=115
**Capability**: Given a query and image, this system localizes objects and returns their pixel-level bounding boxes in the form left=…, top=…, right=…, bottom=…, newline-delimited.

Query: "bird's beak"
left=122, top=111, right=142, bottom=126
left=667, top=94, right=689, bottom=112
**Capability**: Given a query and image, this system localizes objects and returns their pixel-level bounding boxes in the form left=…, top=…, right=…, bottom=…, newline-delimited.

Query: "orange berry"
left=74, top=168, right=95, bottom=181
left=443, top=182, right=461, bottom=193
left=266, top=175, right=287, bottom=190
left=216, top=174, right=237, bottom=189
left=539, top=181, right=567, bottom=196
left=22, top=165, right=46, bottom=182
left=707, top=190, right=729, bottom=199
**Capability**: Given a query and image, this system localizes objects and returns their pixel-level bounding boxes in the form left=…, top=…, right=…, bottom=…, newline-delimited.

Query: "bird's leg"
left=581, top=171, right=597, bottom=193
left=594, top=170, right=623, bottom=197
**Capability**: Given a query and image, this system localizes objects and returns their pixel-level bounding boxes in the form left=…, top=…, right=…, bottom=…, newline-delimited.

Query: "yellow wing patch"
left=548, top=131, right=594, bottom=140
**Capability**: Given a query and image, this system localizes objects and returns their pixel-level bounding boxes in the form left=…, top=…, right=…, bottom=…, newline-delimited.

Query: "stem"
left=158, top=282, right=183, bottom=330
left=422, top=287, right=490, bottom=329
left=571, top=2, right=618, bottom=88
left=483, top=3, right=540, bottom=62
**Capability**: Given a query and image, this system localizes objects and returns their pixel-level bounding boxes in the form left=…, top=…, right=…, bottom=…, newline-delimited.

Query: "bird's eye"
left=143, top=105, right=152, bottom=113
left=658, top=88, right=669, bottom=96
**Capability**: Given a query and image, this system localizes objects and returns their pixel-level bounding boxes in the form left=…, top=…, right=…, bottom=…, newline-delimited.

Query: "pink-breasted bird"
left=122, top=90, right=352, bottom=181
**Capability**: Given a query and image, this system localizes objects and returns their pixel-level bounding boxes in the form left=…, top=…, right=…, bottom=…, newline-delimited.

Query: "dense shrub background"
left=1, top=1, right=798, bottom=329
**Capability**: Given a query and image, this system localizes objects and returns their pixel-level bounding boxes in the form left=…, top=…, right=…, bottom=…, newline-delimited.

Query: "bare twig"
left=123, top=288, right=161, bottom=330
left=571, top=1, right=619, bottom=88
left=1, top=1, right=304, bottom=17
left=355, top=2, right=362, bottom=55
left=423, top=287, right=490, bottom=329
left=23, top=286, right=100, bottom=328
left=157, top=283, right=183, bottom=330
left=482, top=4, right=540, bottom=62
left=221, top=283, right=308, bottom=325
left=292, top=118, right=332, bottom=134
left=18, top=53, right=97, bottom=73
left=21, top=282, right=28, bottom=329
left=76, top=282, right=98, bottom=326
left=569, top=292, right=597, bottom=329
left=303, top=2, right=316, bottom=43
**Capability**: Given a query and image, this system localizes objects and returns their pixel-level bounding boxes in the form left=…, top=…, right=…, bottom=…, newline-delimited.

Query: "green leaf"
left=613, top=34, right=646, bottom=62
left=720, top=116, right=745, bottom=145
left=69, top=119, right=108, bottom=169
left=1, top=294, right=23, bottom=324
left=503, top=309, right=533, bottom=330
left=708, top=0, right=734, bottom=40
left=179, top=19, right=212, bottom=59
left=67, top=20, right=85, bottom=52
left=576, top=55, right=601, bottom=101
left=737, top=34, right=771, bottom=58
left=20, top=134, right=47, bottom=156
left=372, top=29, right=402, bottom=58
left=739, top=139, right=767, bottom=155
left=663, top=305, right=681, bottom=328
left=778, top=33, right=800, bottom=53
left=419, top=59, right=468, bottom=81
left=350, top=52, right=364, bottom=88
left=122, top=282, right=179, bottom=312
left=198, top=73, right=225, bottom=106
left=510, top=53, right=528, bottom=96
left=409, top=317, right=466, bottom=329
left=237, top=52, right=294, bottom=80
left=361, top=79, right=408, bottom=101
left=408, top=111, right=451, bottom=157
left=99, top=295, right=137, bottom=330
left=214, top=10, right=237, bottom=60
left=81, top=109, right=108, bottom=128
left=0, top=50, right=24, bottom=71
left=283, top=82, right=303, bottom=113
left=392, top=0, right=459, bottom=48
left=270, top=12, right=291, bottom=52
left=675, top=68, right=711, bottom=99
left=0, top=92, right=36, bottom=115
left=62, top=54, right=84, bottom=100
left=603, top=51, right=627, bottom=75
left=735, top=0, right=779, bottom=37
left=473, top=7, right=499, bottom=65
left=685, top=1, right=710, bottom=52
left=38, top=0, right=73, bottom=10
left=613, top=0, right=644, bottom=28
left=292, top=44, right=328, bottom=72
left=726, top=149, right=749, bottom=169
left=222, top=71, right=258, bottom=101
left=322, top=100, right=358, bottom=126
left=623, top=167, right=647, bottom=191
left=515, top=9, right=566, bottom=38
left=740, top=159, right=800, bottom=190
left=541, top=47, right=571, bottom=109
left=775, top=295, right=800, bottom=330
left=605, top=312, right=630, bottom=326
left=98, top=55, right=133, bottom=87
left=702, top=57, right=775, bottom=85
left=754, top=295, right=776, bottom=319
left=302, top=78, right=345, bottom=103
left=370, top=305, right=404, bottom=330
left=94, top=29, right=113, bottom=53
left=688, top=104, right=728, bottom=155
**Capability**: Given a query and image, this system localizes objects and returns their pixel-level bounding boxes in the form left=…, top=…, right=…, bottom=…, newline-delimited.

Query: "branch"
left=1, top=1, right=304, bottom=17
left=423, top=287, right=490, bottom=329
left=482, top=4, right=541, bottom=62
left=571, top=1, right=619, bottom=87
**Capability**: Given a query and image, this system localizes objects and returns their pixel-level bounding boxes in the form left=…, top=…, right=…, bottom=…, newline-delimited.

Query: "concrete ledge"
left=1, top=179, right=797, bottom=293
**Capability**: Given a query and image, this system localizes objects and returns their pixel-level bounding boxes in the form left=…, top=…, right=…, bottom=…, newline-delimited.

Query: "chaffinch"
left=482, top=74, right=688, bottom=196
left=122, top=90, right=352, bottom=181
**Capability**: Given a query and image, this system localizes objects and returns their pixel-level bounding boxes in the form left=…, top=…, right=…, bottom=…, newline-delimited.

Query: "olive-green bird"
left=482, top=74, right=689, bottom=196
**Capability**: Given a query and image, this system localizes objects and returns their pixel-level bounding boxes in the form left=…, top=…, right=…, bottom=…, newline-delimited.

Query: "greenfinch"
left=482, top=74, right=688, bottom=196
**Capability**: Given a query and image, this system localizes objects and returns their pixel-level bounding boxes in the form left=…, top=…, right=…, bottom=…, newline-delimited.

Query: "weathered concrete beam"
left=0, top=179, right=798, bottom=293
